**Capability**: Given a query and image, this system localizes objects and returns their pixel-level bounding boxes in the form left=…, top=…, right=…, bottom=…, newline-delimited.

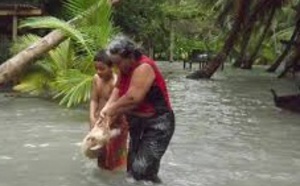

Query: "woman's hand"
left=99, top=106, right=108, bottom=119
left=100, top=105, right=115, bottom=118
left=99, top=105, right=118, bottom=128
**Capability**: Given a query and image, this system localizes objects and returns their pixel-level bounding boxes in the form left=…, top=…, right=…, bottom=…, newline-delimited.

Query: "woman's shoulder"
left=134, top=63, right=154, bottom=74
left=131, top=63, right=155, bottom=84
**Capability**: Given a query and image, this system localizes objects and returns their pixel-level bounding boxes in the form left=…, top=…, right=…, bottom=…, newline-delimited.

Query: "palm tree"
left=242, top=0, right=288, bottom=69
left=186, top=0, right=292, bottom=79
left=6, top=0, right=114, bottom=107
left=267, top=3, right=300, bottom=72
left=231, top=1, right=264, bottom=68
left=0, top=0, right=118, bottom=85
left=187, top=0, right=250, bottom=79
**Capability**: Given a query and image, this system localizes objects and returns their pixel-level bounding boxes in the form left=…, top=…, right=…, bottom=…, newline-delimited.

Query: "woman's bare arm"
left=109, top=64, right=155, bottom=115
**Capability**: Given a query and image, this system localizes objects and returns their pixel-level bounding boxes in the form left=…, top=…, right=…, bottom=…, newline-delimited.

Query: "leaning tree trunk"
left=266, top=23, right=300, bottom=72
left=278, top=25, right=300, bottom=78
left=216, top=0, right=234, bottom=28
left=0, top=31, right=66, bottom=84
left=186, top=24, right=239, bottom=79
left=277, top=54, right=299, bottom=78
left=187, top=0, right=249, bottom=79
left=242, top=6, right=276, bottom=69
left=232, top=26, right=253, bottom=68
left=0, top=0, right=118, bottom=84
left=232, top=1, right=255, bottom=68
left=232, top=0, right=271, bottom=68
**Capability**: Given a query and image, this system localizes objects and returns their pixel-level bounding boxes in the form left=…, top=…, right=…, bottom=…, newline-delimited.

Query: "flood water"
left=1, top=62, right=300, bottom=186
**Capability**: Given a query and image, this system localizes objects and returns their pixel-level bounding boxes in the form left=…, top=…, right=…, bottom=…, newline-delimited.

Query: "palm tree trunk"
left=242, top=6, right=276, bottom=69
left=278, top=38, right=300, bottom=78
left=232, top=27, right=253, bottom=68
left=187, top=0, right=250, bottom=79
left=277, top=55, right=299, bottom=78
left=266, top=23, right=300, bottom=72
left=232, top=0, right=272, bottom=68
left=232, top=1, right=255, bottom=68
left=0, top=30, right=66, bottom=84
left=216, top=0, right=234, bottom=27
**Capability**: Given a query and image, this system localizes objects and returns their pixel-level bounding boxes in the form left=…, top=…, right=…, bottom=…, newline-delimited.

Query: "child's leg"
left=98, top=118, right=128, bottom=171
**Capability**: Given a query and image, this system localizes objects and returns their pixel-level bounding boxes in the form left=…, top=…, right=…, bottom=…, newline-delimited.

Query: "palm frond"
left=63, top=0, right=87, bottom=18
left=80, top=25, right=113, bottom=51
left=13, top=71, right=52, bottom=96
left=36, top=60, right=56, bottom=77
left=276, top=26, right=295, bottom=39
left=48, top=39, right=75, bottom=72
left=19, top=16, right=92, bottom=56
left=86, top=0, right=112, bottom=26
left=52, top=69, right=93, bottom=107
left=64, top=0, right=112, bottom=26
left=72, top=55, right=95, bottom=74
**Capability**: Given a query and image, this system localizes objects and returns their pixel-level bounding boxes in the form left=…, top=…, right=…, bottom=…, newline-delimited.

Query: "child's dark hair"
left=93, top=50, right=113, bottom=67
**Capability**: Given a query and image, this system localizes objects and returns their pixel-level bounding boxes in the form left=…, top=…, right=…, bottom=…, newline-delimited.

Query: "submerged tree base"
left=271, top=89, right=300, bottom=113
left=186, top=70, right=211, bottom=80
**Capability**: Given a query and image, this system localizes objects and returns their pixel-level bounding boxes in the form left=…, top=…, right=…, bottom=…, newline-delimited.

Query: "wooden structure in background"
left=0, top=2, right=43, bottom=87
left=0, top=2, right=43, bottom=40
left=183, top=49, right=212, bottom=70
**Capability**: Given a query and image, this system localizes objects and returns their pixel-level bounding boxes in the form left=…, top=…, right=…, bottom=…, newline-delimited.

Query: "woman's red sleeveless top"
left=117, top=55, right=172, bottom=115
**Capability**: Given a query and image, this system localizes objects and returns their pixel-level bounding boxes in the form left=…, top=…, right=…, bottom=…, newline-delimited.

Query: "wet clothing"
left=97, top=116, right=128, bottom=170
left=126, top=111, right=175, bottom=182
left=117, top=55, right=175, bottom=182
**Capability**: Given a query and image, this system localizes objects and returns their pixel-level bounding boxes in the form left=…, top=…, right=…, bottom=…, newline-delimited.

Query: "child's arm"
left=100, top=73, right=120, bottom=118
left=107, top=88, right=120, bottom=106
left=89, top=75, right=100, bottom=129
left=100, top=87, right=120, bottom=119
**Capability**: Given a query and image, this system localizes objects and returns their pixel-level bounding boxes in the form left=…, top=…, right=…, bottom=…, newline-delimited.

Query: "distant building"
left=0, top=1, right=43, bottom=62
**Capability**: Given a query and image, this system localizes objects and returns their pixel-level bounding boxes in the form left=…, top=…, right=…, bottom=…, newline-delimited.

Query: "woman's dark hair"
left=93, top=49, right=113, bottom=67
left=107, top=35, right=142, bottom=60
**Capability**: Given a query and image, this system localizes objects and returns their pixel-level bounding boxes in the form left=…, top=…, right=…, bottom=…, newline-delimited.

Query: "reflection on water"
left=1, top=62, right=300, bottom=186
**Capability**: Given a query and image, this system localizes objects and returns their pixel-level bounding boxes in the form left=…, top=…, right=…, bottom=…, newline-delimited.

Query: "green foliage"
left=10, top=0, right=300, bottom=105
left=162, top=0, right=209, bottom=20
left=20, top=16, right=92, bottom=56
left=12, top=0, right=113, bottom=108
left=11, top=34, right=42, bottom=54
left=112, top=0, right=222, bottom=60
left=52, top=69, right=93, bottom=107
left=112, top=0, right=165, bottom=40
